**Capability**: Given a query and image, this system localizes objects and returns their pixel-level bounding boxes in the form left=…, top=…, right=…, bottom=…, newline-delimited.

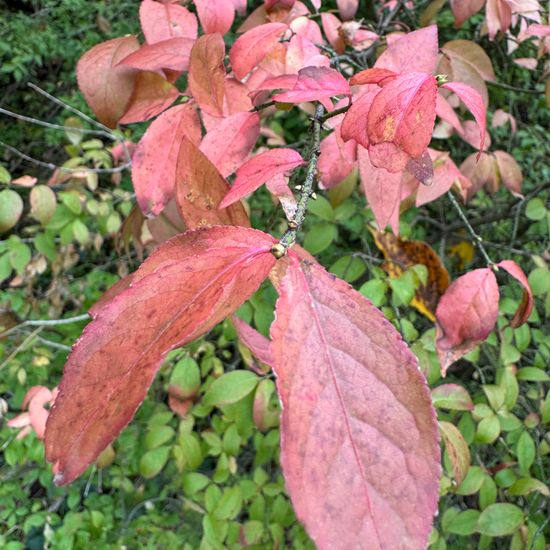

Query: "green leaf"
left=477, top=503, right=524, bottom=537
left=303, top=222, right=337, bottom=254
left=475, top=415, right=500, bottom=444
left=30, top=185, right=57, bottom=225
left=138, top=446, right=171, bottom=478
left=0, top=164, right=11, bottom=184
left=445, top=509, right=480, bottom=536
left=0, top=254, right=12, bottom=282
left=456, top=466, right=485, bottom=496
left=203, top=371, right=259, bottom=407
left=7, top=239, right=31, bottom=275
left=329, top=255, right=366, bottom=282
left=72, top=219, right=90, bottom=244
left=516, top=431, right=535, bottom=475
left=307, top=195, right=334, bottom=221
left=214, top=486, right=243, bottom=520
left=508, top=478, right=550, bottom=497
left=59, top=191, right=82, bottom=215
left=170, top=356, right=201, bottom=399
left=528, top=268, right=550, bottom=296
left=35, top=232, right=57, bottom=262
left=182, top=472, right=210, bottom=495
left=359, top=279, right=387, bottom=307
left=525, top=198, right=546, bottom=221
left=0, top=190, right=23, bottom=233
left=144, top=426, right=175, bottom=450
left=516, top=367, right=550, bottom=382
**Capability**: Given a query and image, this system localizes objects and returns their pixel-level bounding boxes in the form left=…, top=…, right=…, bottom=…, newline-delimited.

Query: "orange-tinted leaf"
left=175, top=138, right=250, bottom=228
left=494, top=151, right=523, bottom=197
left=271, top=257, right=440, bottom=549
left=45, top=226, right=277, bottom=485
left=118, top=37, right=194, bottom=73
left=370, top=228, right=450, bottom=320
left=450, top=0, right=485, bottom=27
left=375, top=25, right=439, bottom=74
left=189, top=34, right=226, bottom=116
left=439, top=421, right=471, bottom=485
left=76, top=36, right=139, bottom=128
left=199, top=112, right=260, bottom=177
left=195, top=0, right=235, bottom=35
left=459, top=151, right=499, bottom=199
left=497, top=260, right=533, bottom=328
left=139, top=0, right=198, bottom=43
left=441, top=81, right=486, bottom=154
left=350, top=68, right=396, bottom=86
left=441, top=40, right=495, bottom=83
left=229, top=22, right=288, bottom=79
left=436, top=268, right=499, bottom=374
left=220, top=148, right=304, bottom=208
left=368, top=72, right=438, bottom=172
left=119, top=72, right=180, bottom=124
left=132, top=104, right=202, bottom=216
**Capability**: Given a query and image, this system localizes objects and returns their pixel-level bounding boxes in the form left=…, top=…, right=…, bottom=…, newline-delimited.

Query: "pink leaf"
left=350, top=68, right=397, bottom=86
left=336, top=0, right=358, bottom=20
left=435, top=94, right=463, bottom=133
left=140, top=0, right=198, bottom=43
left=118, top=38, right=194, bottom=73
left=265, top=173, right=297, bottom=220
left=199, top=112, right=261, bottom=177
left=441, top=81, right=487, bottom=154
left=229, top=22, right=288, bottom=80
left=486, top=0, right=512, bottom=40
left=367, top=72, right=438, bottom=172
left=188, top=34, right=226, bottom=116
left=318, top=127, right=357, bottom=188
left=132, top=104, right=202, bottom=216
left=450, top=0, right=485, bottom=27
left=271, top=257, right=440, bottom=549
left=320, top=12, right=345, bottom=53
left=119, top=72, right=180, bottom=125
left=497, top=260, right=533, bottom=328
left=375, top=25, right=439, bottom=74
left=406, top=151, right=434, bottom=186
left=273, top=66, right=351, bottom=104
left=175, top=138, right=250, bottom=228
left=524, top=24, right=550, bottom=38
left=45, top=226, right=277, bottom=485
left=358, top=146, right=402, bottom=234
left=494, top=150, right=523, bottom=197
left=76, top=36, right=139, bottom=129
left=220, top=148, right=304, bottom=208
left=436, top=268, right=499, bottom=374
left=194, top=0, right=235, bottom=35
left=232, top=315, right=274, bottom=367
left=340, top=89, right=378, bottom=149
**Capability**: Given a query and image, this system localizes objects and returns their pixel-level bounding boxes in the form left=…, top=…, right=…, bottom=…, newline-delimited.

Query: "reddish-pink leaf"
left=340, top=89, right=377, bottom=149
left=494, top=150, right=523, bottom=197
left=320, top=12, right=345, bottom=53
left=336, top=0, right=358, bottom=20
left=220, top=148, right=304, bottom=208
left=45, top=226, right=277, bottom=485
left=118, top=72, right=180, bottom=124
left=406, top=151, right=434, bottom=186
left=118, top=38, right=194, bottom=73
left=442, top=81, right=486, bottom=154
left=199, top=112, right=260, bottom=177
left=271, top=257, right=440, bottom=549
left=318, top=127, right=357, bottom=188
left=139, top=0, right=198, bottom=43
left=350, top=68, right=397, bottom=86
left=229, top=22, right=288, bottom=80
left=273, top=66, right=351, bottom=104
left=524, top=24, right=550, bottom=38
left=195, top=0, right=235, bottom=35
left=497, top=260, right=533, bottom=328
left=450, top=0, right=485, bottom=27
left=367, top=72, right=438, bottom=172
left=486, top=0, right=512, bottom=40
left=265, top=173, right=297, bottom=220
left=435, top=94, right=463, bottom=133
left=375, top=25, right=439, bottom=74
left=285, top=34, right=330, bottom=74
left=188, top=34, right=226, bottom=116
left=439, top=421, right=470, bottom=485
left=89, top=275, right=135, bottom=318
left=459, top=152, right=499, bottom=200
left=436, top=268, right=499, bottom=374
left=232, top=315, right=274, bottom=368
left=358, top=146, right=402, bottom=234
left=76, top=36, right=139, bottom=129
left=132, top=104, right=202, bottom=216
left=175, top=138, right=250, bottom=228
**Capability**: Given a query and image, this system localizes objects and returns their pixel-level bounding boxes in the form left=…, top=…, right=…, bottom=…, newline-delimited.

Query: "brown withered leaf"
left=370, top=228, right=450, bottom=320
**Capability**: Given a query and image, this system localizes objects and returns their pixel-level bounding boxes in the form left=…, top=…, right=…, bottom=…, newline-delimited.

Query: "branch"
left=0, top=313, right=90, bottom=339
left=273, top=103, right=324, bottom=255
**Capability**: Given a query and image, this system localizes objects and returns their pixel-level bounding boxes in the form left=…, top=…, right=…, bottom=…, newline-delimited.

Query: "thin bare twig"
left=0, top=313, right=90, bottom=339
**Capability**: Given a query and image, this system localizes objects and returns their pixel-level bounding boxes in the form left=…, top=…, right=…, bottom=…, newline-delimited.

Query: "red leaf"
left=229, top=22, right=288, bottom=80
left=76, top=36, right=139, bottom=129
left=220, top=148, right=304, bottom=208
left=118, top=72, right=180, bottom=124
left=118, top=38, right=194, bottom=73
left=271, top=257, right=440, bottom=549
left=139, top=0, right=198, bottom=43
left=188, top=34, right=226, bottom=116
left=195, top=0, right=235, bottom=35
left=367, top=72, right=438, bottom=172
left=441, top=82, right=487, bottom=154
left=132, top=104, right=202, bottom=216
left=232, top=315, right=274, bottom=368
left=199, top=112, right=261, bottom=177
left=436, top=268, right=499, bottom=374
left=497, top=260, right=533, bottom=328
left=358, top=146, right=402, bottom=234
left=450, top=0, right=485, bottom=27
left=45, top=226, right=277, bottom=485
left=272, top=66, right=351, bottom=104
left=375, top=25, right=439, bottom=74
left=350, top=68, right=397, bottom=86
left=175, top=138, right=250, bottom=228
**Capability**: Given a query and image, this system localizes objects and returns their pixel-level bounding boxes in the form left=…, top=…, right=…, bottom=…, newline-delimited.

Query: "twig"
left=276, top=103, right=324, bottom=252
left=252, top=100, right=276, bottom=112
left=446, top=191, right=495, bottom=267
left=487, top=80, right=543, bottom=95
left=0, top=141, right=130, bottom=174
left=0, top=313, right=90, bottom=339
left=36, top=336, right=72, bottom=352
left=319, top=104, right=351, bottom=124
left=0, top=326, right=44, bottom=371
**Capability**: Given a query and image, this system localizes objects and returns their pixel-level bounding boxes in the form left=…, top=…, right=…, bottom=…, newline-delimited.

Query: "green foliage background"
left=0, top=1, right=549, bottom=549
